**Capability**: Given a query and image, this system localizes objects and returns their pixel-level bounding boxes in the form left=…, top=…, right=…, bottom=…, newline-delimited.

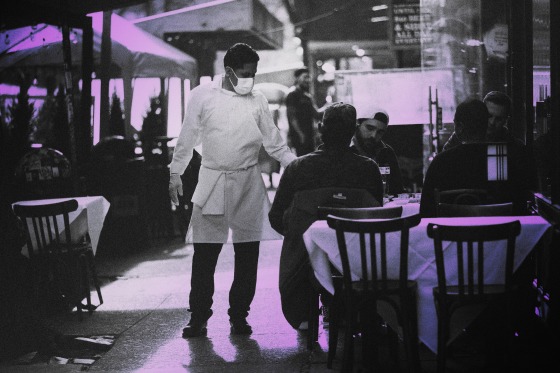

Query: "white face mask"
left=229, top=70, right=254, bottom=95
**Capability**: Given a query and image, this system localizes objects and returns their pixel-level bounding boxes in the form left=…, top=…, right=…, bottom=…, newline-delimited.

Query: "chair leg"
left=74, top=257, right=84, bottom=321
left=341, top=309, right=355, bottom=373
left=436, top=309, right=449, bottom=373
left=402, top=293, right=422, bottom=373
left=79, top=254, right=92, bottom=314
left=327, top=289, right=341, bottom=368
left=87, top=251, right=104, bottom=305
left=367, top=303, right=383, bottom=371
left=307, top=287, right=319, bottom=350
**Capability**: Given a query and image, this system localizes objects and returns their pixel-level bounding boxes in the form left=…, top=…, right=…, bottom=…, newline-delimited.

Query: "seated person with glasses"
left=269, top=102, right=383, bottom=330
left=420, top=98, right=536, bottom=217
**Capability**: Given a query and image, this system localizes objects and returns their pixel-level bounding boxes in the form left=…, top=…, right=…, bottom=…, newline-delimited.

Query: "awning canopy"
left=0, top=13, right=197, bottom=82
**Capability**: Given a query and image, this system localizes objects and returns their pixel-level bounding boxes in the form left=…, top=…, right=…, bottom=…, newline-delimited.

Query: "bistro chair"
left=280, top=187, right=379, bottom=351
left=316, top=205, right=403, bottom=368
left=326, top=213, right=422, bottom=373
left=316, top=206, right=403, bottom=369
left=427, top=220, right=521, bottom=373
left=13, top=199, right=103, bottom=319
left=437, top=202, right=514, bottom=217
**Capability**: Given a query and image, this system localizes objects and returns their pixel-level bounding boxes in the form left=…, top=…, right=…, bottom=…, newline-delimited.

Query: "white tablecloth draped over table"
left=13, top=196, right=110, bottom=257
left=303, top=214, right=551, bottom=353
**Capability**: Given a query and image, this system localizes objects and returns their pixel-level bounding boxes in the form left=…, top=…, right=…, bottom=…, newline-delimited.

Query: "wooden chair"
left=13, top=199, right=103, bottom=319
left=326, top=213, right=422, bottom=373
left=316, top=205, right=403, bottom=368
left=427, top=220, right=521, bottom=373
left=279, top=187, right=379, bottom=351
left=437, top=202, right=514, bottom=217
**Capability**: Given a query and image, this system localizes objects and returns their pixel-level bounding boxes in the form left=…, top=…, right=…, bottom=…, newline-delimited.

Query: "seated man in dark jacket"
left=269, top=102, right=383, bottom=329
left=420, top=98, right=535, bottom=217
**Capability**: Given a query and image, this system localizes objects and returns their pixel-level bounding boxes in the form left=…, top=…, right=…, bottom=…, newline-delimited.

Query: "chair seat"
left=434, top=284, right=507, bottom=298
left=351, top=279, right=418, bottom=295
left=47, top=241, right=92, bottom=255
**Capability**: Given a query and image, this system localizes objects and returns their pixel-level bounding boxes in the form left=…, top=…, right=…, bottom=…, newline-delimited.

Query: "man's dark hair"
left=294, top=67, right=309, bottom=78
left=320, top=102, right=357, bottom=149
left=483, top=91, right=512, bottom=115
left=223, top=43, right=260, bottom=69
left=454, top=98, right=490, bottom=140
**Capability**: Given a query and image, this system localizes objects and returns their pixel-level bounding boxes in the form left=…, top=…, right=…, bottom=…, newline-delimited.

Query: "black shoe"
left=230, top=319, right=252, bottom=335
left=182, top=320, right=208, bottom=338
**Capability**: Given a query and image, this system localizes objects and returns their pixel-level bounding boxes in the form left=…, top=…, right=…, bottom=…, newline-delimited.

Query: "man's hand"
left=169, top=173, right=183, bottom=206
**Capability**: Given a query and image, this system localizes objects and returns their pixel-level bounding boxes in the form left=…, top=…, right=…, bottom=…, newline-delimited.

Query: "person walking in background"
left=351, top=108, right=404, bottom=196
left=285, top=67, right=327, bottom=156
left=168, top=43, right=296, bottom=338
left=269, top=102, right=383, bottom=329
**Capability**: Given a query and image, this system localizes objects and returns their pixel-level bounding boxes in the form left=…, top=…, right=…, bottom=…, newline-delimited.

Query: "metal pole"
left=61, top=22, right=78, bottom=194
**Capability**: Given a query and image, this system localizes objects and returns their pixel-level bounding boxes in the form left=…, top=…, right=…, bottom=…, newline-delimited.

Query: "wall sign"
left=391, top=0, right=433, bottom=48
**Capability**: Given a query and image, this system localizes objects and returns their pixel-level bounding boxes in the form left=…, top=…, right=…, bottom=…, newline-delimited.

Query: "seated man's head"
left=223, top=43, right=260, bottom=95
left=355, top=109, right=389, bottom=153
left=293, top=67, right=311, bottom=92
left=319, top=102, right=357, bottom=150
left=483, top=91, right=512, bottom=140
left=453, top=98, right=490, bottom=143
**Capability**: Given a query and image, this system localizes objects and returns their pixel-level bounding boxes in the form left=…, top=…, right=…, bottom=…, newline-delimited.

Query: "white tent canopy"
left=0, top=13, right=197, bottom=133
left=0, top=12, right=197, bottom=79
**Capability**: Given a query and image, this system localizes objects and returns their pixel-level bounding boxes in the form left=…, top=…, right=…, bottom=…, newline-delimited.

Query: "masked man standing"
left=169, top=43, right=296, bottom=337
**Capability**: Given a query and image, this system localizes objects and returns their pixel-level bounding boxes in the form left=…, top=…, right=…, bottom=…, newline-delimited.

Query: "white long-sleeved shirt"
left=170, top=78, right=295, bottom=174
left=169, top=77, right=296, bottom=243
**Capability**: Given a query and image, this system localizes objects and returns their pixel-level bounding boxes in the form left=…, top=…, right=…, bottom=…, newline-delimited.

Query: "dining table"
left=12, top=196, right=111, bottom=257
left=303, top=202, right=552, bottom=353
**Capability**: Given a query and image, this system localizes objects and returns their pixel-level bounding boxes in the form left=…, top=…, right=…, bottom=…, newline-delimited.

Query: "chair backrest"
left=13, top=199, right=79, bottom=258
left=435, top=188, right=488, bottom=204
left=437, top=202, right=514, bottom=217
left=326, top=213, right=421, bottom=293
left=285, top=187, right=380, bottom=236
left=426, top=220, right=521, bottom=299
left=292, top=187, right=380, bottom=216
left=434, top=188, right=490, bottom=217
left=317, top=205, right=403, bottom=220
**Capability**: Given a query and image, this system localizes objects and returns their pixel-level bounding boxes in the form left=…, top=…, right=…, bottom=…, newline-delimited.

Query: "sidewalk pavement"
left=0, top=235, right=350, bottom=373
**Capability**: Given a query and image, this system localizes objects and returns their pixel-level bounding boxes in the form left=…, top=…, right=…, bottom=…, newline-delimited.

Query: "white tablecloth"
left=303, top=215, right=551, bottom=353
left=383, top=201, right=420, bottom=216
left=13, top=196, right=110, bottom=256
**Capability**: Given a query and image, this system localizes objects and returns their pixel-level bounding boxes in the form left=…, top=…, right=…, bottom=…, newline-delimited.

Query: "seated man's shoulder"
left=347, top=151, right=378, bottom=165
left=382, top=141, right=397, bottom=152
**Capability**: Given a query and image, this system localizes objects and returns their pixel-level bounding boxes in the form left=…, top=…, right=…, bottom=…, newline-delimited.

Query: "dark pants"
left=189, top=241, right=259, bottom=323
left=289, top=130, right=315, bottom=156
